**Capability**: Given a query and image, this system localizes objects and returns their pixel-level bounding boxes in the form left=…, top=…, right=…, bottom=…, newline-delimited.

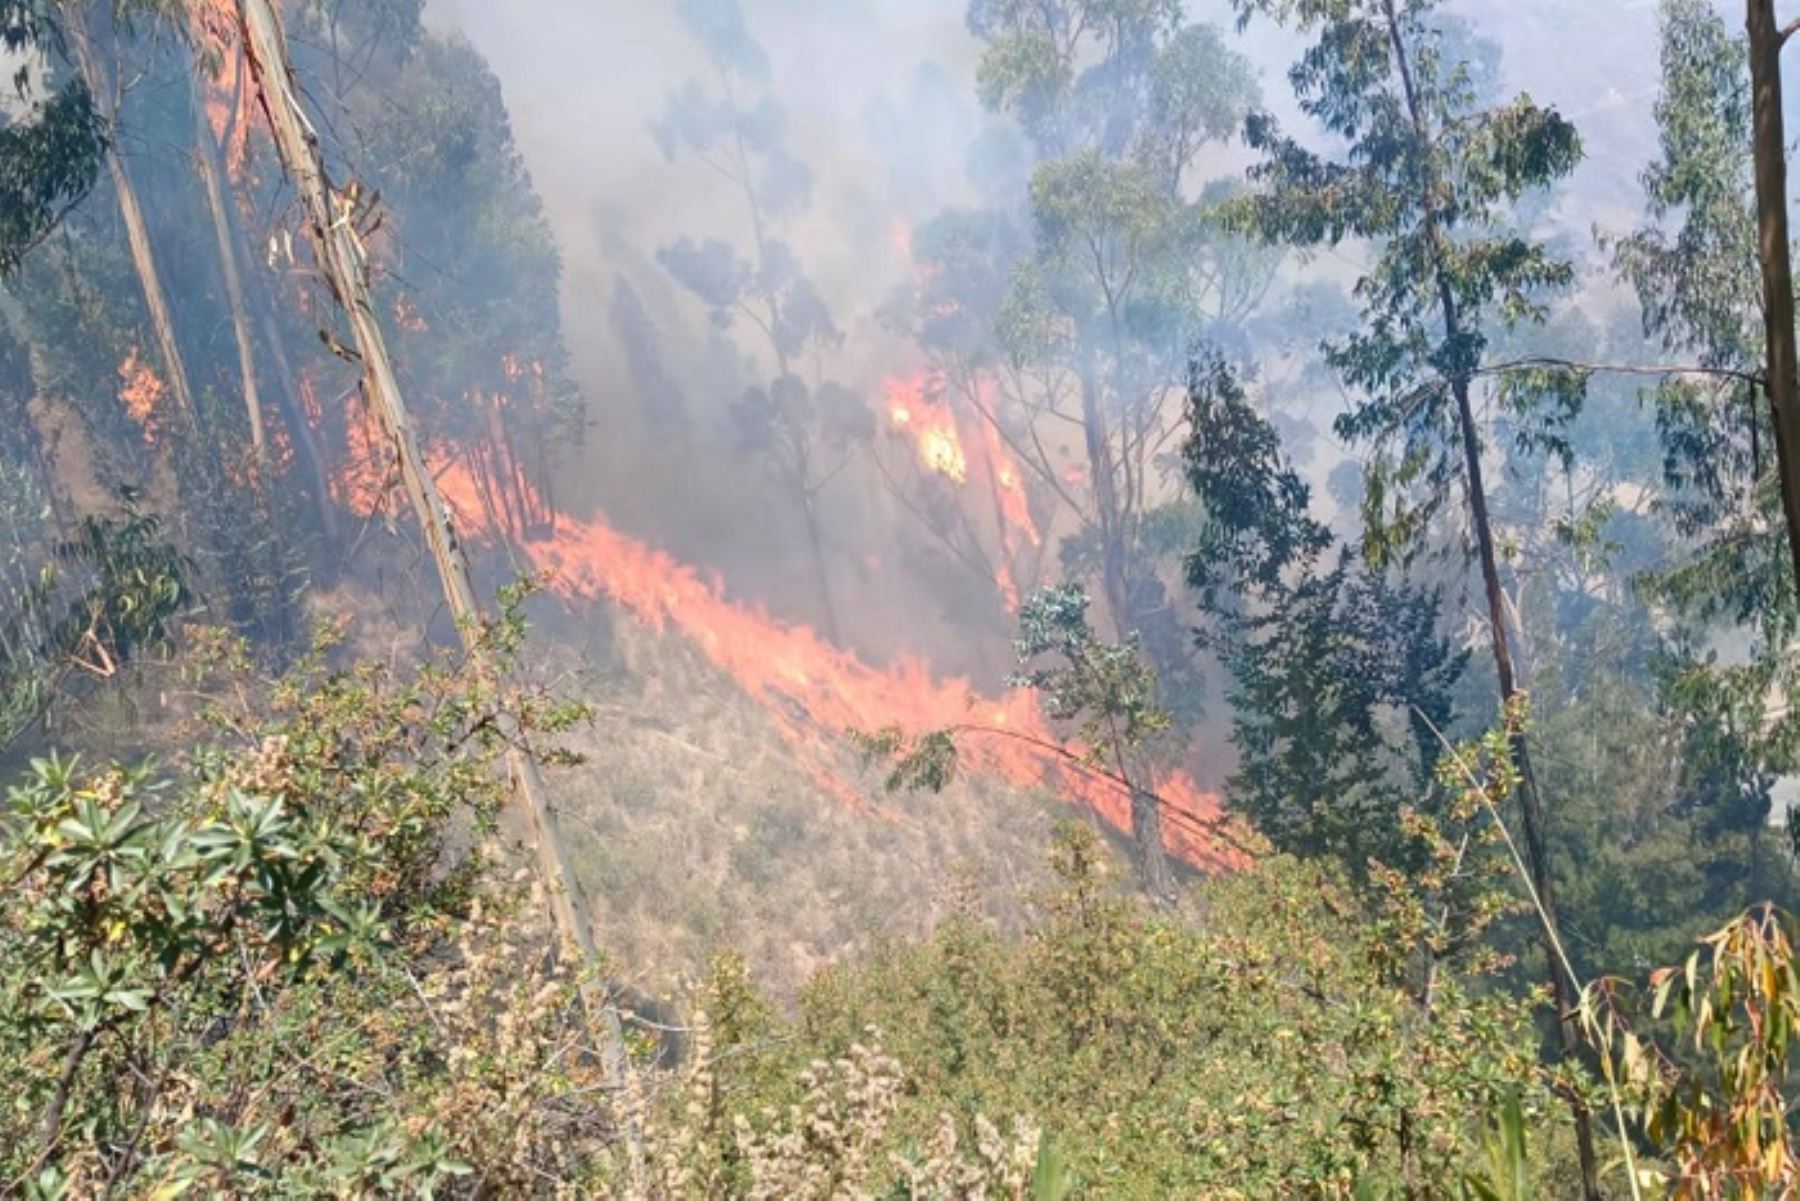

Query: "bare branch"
left=1475, top=356, right=1762, bottom=388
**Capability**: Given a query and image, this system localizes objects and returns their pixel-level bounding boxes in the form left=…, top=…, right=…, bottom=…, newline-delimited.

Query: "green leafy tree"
left=952, top=0, right=1272, bottom=890
left=0, top=2, right=108, bottom=277
left=1185, top=355, right=1467, bottom=882
left=1612, top=0, right=1800, bottom=877
left=1228, top=0, right=1599, bottom=1188
left=856, top=581, right=1191, bottom=896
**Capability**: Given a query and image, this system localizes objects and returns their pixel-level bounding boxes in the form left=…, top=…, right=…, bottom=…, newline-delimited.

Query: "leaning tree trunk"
left=1747, top=0, right=1800, bottom=598
left=67, top=4, right=199, bottom=438
left=186, top=40, right=338, bottom=543
left=232, top=4, right=639, bottom=1180
left=1375, top=1, right=1601, bottom=1194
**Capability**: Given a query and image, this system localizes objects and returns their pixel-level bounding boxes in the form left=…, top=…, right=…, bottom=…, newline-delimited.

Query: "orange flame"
left=433, top=460, right=1241, bottom=873
left=974, top=410, right=1040, bottom=549
left=330, top=391, right=395, bottom=518
left=886, top=373, right=967, bottom=483
left=117, top=348, right=165, bottom=443
left=189, top=0, right=254, bottom=179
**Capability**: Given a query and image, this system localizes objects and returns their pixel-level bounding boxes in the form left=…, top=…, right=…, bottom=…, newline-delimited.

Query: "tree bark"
left=1377, top=1, right=1601, bottom=1195
left=189, top=60, right=265, bottom=457
left=1747, top=0, right=1800, bottom=599
left=233, top=3, right=638, bottom=1179
left=67, top=5, right=199, bottom=438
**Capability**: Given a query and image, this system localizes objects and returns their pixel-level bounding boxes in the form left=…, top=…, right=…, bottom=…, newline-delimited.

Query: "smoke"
left=418, top=0, right=1021, bottom=674
left=414, top=0, right=1684, bottom=702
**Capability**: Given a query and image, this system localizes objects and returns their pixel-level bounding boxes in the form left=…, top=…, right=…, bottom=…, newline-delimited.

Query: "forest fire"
left=886, top=373, right=967, bottom=482
left=117, top=348, right=164, bottom=442
left=431, top=460, right=1241, bottom=874
left=331, top=392, right=395, bottom=517
left=190, top=0, right=254, bottom=175
left=973, top=403, right=1040, bottom=549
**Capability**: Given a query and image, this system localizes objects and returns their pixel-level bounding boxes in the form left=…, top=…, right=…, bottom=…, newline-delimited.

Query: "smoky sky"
left=413, top=0, right=1677, bottom=651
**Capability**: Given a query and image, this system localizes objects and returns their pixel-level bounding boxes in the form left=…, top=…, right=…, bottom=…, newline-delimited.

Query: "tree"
left=1228, top=0, right=1598, bottom=1189
left=65, top=1, right=200, bottom=435
left=952, top=0, right=1271, bottom=892
left=1746, top=0, right=1800, bottom=595
left=1185, top=356, right=1466, bottom=879
left=0, top=2, right=108, bottom=277
left=1615, top=0, right=1800, bottom=886
left=232, top=9, right=636, bottom=1166
left=653, top=0, right=861, bottom=643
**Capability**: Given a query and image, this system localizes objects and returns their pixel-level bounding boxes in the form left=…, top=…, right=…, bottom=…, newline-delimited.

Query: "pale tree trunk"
left=1377, top=1, right=1601, bottom=1194
left=233, top=1, right=639, bottom=1180
left=189, top=62, right=265, bottom=456
left=67, top=5, right=199, bottom=438
left=186, top=41, right=338, bottom=544
left=1747, top=0, right=1800, bottom=598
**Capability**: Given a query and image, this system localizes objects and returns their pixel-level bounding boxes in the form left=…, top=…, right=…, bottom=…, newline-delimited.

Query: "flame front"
left=433, top=460, right=1241, bottom=874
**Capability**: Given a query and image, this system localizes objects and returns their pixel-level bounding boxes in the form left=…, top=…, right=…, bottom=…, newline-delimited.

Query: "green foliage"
left=1010, top=583, right=1170, bottom=771
left=1231, top=0, right=1585, bottom=568
left=0, top=498, right=187, bottom=748
left=0, top=615, right=620, bottom=1194
left=852, top=724, right=961, bottom=794
left=1185, top=356, right=1467, bottom=876
left=1612, top=0, right=1800, bottom=848
left=955, top=0, right=1274, bottom=731
left=0, top=78, right=105, bottom=280
left=1638, top=906, right=1800, bottom=1193
left=854, top=584, right=1168, bottom=802
left=0, top=3, right=107, bottom=278
left=675, top=826, right=1568, bottom=1196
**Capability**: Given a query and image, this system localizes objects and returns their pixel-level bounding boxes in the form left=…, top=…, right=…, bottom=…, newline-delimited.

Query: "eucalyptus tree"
left=0, top=3, right=108, bottom=277
left=653, top=0, right=862, bottom=643
left=1227, top=0, right=1598, bottom=1188
left=1610, top=0, right=1800, bottom=910
left=953, top=0, right=1270, bottom=892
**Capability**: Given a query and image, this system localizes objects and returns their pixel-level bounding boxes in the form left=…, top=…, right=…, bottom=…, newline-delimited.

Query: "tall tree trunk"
left=67, top=5, right=199, bottom=438
left=233, top=3, right=639, bottom=1181
left=1747, top=0, right=1800, bottom=598
left=1453, top=376, right=1599, bottom=1192
left=1079, top=367, right=1172, bottom=898
left=189, top=63, right=265, bottom=457
left=1376, top=2, right=1601, bottom=1194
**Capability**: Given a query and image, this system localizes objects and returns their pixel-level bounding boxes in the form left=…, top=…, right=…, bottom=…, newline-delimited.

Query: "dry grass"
left=542, top=610, right=1066, bottom=999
